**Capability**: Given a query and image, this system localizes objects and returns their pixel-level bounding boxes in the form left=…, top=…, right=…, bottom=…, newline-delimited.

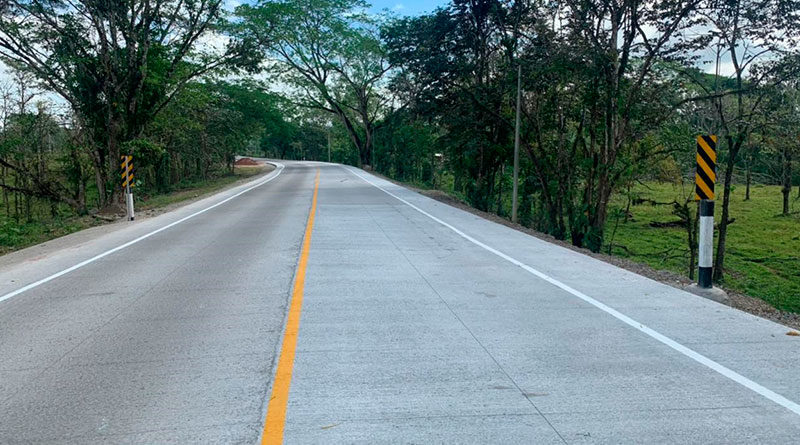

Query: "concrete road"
left=1, top=161, right=799, bottom=444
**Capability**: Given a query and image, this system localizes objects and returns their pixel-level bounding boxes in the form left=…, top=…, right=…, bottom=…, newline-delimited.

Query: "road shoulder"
left=0, top=162, right=277, bottom=270
left=366, top=169, right=800, bottom=331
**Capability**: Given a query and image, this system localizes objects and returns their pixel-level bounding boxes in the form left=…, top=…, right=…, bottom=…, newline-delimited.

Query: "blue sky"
left=369, top=0, right=448, bottom=16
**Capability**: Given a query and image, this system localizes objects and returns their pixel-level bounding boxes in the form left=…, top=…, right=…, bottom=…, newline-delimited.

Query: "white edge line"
left=345, top=165, right=800, bottom=417
left=0, top=162, right=286, bottom=306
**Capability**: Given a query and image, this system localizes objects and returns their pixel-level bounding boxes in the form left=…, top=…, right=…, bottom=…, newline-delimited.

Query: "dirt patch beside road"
left=234, top=157, right=262, bottom=166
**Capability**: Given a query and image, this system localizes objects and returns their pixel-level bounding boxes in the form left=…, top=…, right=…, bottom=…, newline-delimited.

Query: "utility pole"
left=511, top=64, right=521, bottom=223
left=328, top=130, right=331, bottom=163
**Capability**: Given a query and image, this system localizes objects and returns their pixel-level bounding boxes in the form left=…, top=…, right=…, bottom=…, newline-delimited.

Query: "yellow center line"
left=261, top=168, right=320, bottom=445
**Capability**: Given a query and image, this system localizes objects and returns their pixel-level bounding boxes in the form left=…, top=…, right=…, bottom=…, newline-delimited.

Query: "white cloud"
left=196, top=31, right=231, bottom=56
left=223, top=0, right=242, bottom=11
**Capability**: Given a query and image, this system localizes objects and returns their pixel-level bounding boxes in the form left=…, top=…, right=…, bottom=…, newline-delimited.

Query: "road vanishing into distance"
left=1, top=161, right=800, bottom=444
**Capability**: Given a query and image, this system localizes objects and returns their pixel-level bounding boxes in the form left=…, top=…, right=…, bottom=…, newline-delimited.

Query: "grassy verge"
left=138, top=165, right=266, bottom=210
left=0, top=165, right=269, bottom=256
left=608, top=182, right=800, bottom=313
left=0, top=214, right=99, bottom=256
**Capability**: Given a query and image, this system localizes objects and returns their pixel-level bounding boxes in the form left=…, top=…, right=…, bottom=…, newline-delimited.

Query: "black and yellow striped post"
left=121, top=155, right=135, bottom=221
left=695, top=135, right=716, bottom=288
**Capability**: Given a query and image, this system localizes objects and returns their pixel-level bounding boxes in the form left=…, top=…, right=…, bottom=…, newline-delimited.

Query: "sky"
left=0, top=0, right=753, bottom=115
left=368, top=0, right=448, bottom=16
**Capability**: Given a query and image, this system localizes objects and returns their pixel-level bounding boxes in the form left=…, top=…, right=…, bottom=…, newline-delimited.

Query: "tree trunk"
left=13, top=174, right=19, bottom=222
left=713, top=138, right=739, bottom=281
left=359, top=142, right=371, bottom=168
left=363, top=122, right=373, bottom=168
left=586, top=174, right=612, bottom=252
left=781, top=147, right=792, bottom=215
left=687, top=203, right=699, bottom=280
left=77, top=179, right=86, bottom=215
left=89, top=144, right=108, bottom=208
left=493, top=165, right=500, bottom=215
left=24, top=190, right=31, bottom=223
left=744, top=160, right=751, bottom=201
left=584, top=11, right=620, bottom=253
left=68, top=146, right=88, bottom=215
left=329, top=107, right=367, bottom=168
left=2, top=165, right=8, bottom=215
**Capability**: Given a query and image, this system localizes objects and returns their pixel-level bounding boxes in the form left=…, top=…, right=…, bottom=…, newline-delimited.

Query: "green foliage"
left=610, top=182, right=800, bottom=313
left=236, top=0, right=391, bottom=166
left=123, top=139, right=166, bottom=169
left=0, top=0, right=799, bottom=312
left=0, top=214, right=94, bottom=255
left=0, top=0, right=239, bottom=206
left=383, top=1, right=517, bottom=212
left=373, top=112, right=439, bottom=184
left=142, top=81, right=289, bottom=193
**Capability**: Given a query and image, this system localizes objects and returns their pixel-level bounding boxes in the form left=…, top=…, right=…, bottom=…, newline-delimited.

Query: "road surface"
left=1, top=161, right=799, bottom=444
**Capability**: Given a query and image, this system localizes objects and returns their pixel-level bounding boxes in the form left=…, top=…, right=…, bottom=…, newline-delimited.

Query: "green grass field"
left=0, top=165, right=267, bottom=256
left=606, top=182, right=800, bottom=313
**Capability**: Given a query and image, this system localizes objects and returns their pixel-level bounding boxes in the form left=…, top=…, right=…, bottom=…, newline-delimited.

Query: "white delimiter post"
left=125, top=183, right=135, bottom=221
left=697, top=199, right=713, bottom=288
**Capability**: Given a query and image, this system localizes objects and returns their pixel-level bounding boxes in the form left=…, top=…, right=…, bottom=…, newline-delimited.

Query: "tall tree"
left=236, top=0, right=392, bottom=167
left=0, top=0, right=242, bottom=207
left=681, top=0, right=800, bottom=280
left=764, top=81, right=800, bottom=216
left=560, top=0, right=702, bottom=251
left=384, top=0, right=520, bottom=212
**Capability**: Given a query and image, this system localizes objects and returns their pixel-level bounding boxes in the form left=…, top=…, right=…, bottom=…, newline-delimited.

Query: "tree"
left=144, top=81, right=283, bottom=189
left=383, top=0, right=519, bottom=212
left=765, top=81, right=800, bottom=215
left=0, top=0, right=243, bottom=207
left=0, top=101, right=83, bottom=213
left=0, top=68, right=90, bottom=214
left=236, top=0, right=392, bottom=167
left=383, top=0, right=702, bottom=248
left=681, top=0, right=800, bottom=280
left=558, top=0, right=702, bottom=251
